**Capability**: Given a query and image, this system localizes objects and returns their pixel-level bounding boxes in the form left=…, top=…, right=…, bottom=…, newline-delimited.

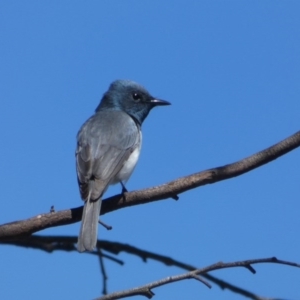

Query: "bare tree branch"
left=95, top=257, right=300, bottom=300
left=1, top=236, right=296, bottom=300
left=0, top=130, right=299, bottom=240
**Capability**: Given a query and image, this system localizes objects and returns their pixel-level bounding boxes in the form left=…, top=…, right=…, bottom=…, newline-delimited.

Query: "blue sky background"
left=1, top=1, right=300, bottom=299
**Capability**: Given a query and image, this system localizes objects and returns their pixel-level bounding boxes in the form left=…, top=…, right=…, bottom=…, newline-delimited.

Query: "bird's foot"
left=120, top=181, right=128, bottom=194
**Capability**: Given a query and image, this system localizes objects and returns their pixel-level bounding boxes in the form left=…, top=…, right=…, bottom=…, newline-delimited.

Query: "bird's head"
left=96, top=80, right=170, bottom=124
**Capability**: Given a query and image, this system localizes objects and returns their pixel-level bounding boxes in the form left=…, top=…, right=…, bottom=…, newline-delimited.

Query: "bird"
left=76, top=80, right=170, bottom=252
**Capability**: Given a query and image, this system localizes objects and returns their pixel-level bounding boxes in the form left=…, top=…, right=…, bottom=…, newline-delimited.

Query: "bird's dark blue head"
left=95, top=80, right=170, bottom=124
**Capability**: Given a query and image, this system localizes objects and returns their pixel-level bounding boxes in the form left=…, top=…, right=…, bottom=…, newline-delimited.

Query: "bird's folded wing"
left=76, top=111, right=140, bottom=200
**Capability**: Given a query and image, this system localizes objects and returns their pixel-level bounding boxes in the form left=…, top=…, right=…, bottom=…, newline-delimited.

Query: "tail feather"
left=77, top=196, right=102, bottom=252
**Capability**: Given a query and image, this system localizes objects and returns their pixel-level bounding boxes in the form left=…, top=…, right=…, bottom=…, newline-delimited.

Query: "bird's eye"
left=132, top=92, right=141, bottom=101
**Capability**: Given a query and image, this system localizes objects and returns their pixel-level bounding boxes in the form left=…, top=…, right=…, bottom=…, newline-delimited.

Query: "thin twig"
left=95, top=257, right=300, bottom=300
left=1, top=236, right=296, bottom=300
left=98, top=248, right=109, bottom=295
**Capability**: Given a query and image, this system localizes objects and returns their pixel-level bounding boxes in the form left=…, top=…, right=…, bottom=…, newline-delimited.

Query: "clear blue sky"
left=1, top=1, right=299, bottom=300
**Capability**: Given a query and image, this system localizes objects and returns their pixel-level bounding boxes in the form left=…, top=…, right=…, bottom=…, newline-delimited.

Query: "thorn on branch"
left=98, top=220, right=113, bottom=230
left=141, top=256, right=148, bottom=263
left=144, top=288, right=155, bottom=299
left=191, top=274, right=212, bottom=288
left=99, top=252, right=124, bottom=266
left=171, top=194, right=179, bottom=200
left=244, top=264, right=256, bottom=274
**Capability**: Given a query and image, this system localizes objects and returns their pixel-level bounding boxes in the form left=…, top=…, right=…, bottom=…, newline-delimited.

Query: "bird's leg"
left=120, top=181, right=128, bottom=194
left=98, top=219, right=112, bottom=230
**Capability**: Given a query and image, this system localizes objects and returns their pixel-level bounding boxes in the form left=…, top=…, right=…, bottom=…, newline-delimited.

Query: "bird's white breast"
left=114, top=131, right=142, bottom=183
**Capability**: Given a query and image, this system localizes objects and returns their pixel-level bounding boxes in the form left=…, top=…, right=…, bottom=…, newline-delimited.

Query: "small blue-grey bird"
left=76, top=80, right=170, bottom=252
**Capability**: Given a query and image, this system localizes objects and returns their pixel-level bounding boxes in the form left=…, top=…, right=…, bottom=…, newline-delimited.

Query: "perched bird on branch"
left=76, top=80, right=170, bottom=252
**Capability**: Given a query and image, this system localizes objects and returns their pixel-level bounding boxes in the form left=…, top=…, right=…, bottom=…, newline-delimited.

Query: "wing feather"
left=76, top=110, right=139, bottom=201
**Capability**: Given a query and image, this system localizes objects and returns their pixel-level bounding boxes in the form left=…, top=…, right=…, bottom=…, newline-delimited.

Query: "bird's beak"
left=150, top=98, right=171, bottom=106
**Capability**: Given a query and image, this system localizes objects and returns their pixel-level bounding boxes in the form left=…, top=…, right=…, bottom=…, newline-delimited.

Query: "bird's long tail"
left=77, top=193, right=102, bottom=252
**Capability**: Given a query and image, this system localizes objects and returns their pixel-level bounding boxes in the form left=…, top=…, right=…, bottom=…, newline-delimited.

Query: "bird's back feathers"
left=76, top=110, right=140, bottom=201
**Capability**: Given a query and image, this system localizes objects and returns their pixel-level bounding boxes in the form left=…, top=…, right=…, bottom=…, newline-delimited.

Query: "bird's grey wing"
left=76, top=111, right=139, bottom=252
left=76, top=110, right=140, bottom=201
